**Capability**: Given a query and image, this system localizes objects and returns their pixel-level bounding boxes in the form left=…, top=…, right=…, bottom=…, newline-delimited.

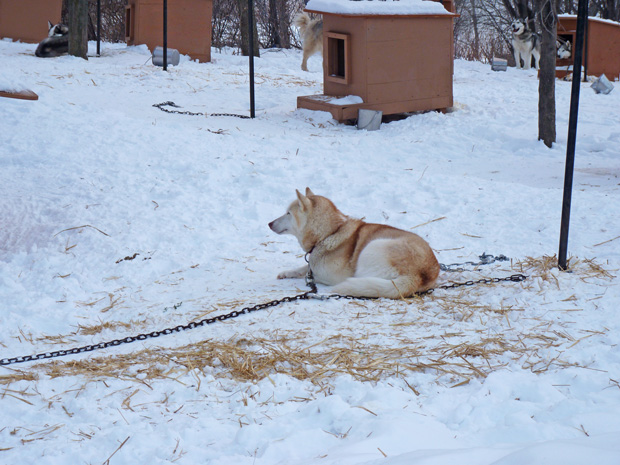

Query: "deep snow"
left=1, top=38, right=619, bottom=465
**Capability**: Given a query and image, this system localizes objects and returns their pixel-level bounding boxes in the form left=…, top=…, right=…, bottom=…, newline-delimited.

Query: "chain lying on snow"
left=305, top=268, right=526, bottom=301
left=0, top=269, right=526, bottom=367
left=153, top=101, right=251, bottom=119
left=0, top=287, right=317, bottom=367
left=439, top=252, right=509, bottom=272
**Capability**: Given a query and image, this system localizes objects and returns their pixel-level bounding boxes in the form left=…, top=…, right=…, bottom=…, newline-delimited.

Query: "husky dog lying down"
left=35, top=21, right=69, bottom=58
left=269, top=188, right=440, bottom=298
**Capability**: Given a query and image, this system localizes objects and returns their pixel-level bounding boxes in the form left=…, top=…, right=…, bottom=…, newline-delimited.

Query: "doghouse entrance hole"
left=125, top=4, right=135, bottom=42
left=558, top=33, right=573, bottom=45
left=556, top=32, right=574, bottom=65
left=326, top=32, right=350, bottom=84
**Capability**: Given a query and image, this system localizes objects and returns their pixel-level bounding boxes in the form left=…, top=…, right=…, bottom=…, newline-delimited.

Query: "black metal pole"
left=163, top=0, right=168, bottom=71
left=583, top=12, right=589, bottom=82
left=558, top=0, right=588, bottom=271
left=96, top=0, right=101, bottom=56
left=248, top=0, right=255, bottom=118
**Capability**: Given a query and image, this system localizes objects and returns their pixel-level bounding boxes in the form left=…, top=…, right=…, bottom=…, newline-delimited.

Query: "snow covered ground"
left=1, top=38, right=619, bottom=465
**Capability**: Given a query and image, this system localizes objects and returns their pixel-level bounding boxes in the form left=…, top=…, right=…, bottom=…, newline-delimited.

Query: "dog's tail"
left=293, top=12, right=312, bottom=31
left=329, top=276, right=426, bottom=299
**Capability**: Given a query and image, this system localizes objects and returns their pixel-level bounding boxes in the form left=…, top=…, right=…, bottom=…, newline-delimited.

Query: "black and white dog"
left=35, top=21, right=69, bottom=58
left=511, top=19, right=540, bottom=70
left=556, top=39, right=572, bottom=59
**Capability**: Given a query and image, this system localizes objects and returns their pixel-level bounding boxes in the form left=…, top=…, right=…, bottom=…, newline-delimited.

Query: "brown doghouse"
left=125, top=0, right=212, bottom=62
left=297, top=0, right=457, bottom=122
left=0, top=0, right=62, bottom=44
left=556, top=15, right=620, bottom=81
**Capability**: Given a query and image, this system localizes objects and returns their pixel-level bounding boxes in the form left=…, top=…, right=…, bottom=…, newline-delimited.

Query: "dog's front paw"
left=277, top=266, right=308, bottom=280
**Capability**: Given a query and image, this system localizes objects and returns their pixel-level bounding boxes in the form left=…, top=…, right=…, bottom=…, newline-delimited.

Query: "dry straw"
left=1, top=256, right=615, bottom=388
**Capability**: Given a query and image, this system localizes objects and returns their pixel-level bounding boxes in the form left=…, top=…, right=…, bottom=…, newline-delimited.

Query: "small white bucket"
left=152, top=46, right=180, bottom=67
left=357, top=109, right=382, bottom=131
left=591, top=74, right=614, bottom=95
left=491, top=57, right=507, bottom=72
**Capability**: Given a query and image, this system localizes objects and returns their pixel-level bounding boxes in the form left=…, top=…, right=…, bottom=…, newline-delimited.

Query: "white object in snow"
left=591, top=74, right=614, bottom=94
left=152, top=46, right=180, bottom=67
left=357, top=109, right=382, bottom=131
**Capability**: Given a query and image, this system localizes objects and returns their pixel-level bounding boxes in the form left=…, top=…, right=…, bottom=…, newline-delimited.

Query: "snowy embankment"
left=1, top=39, right=619, bottom=465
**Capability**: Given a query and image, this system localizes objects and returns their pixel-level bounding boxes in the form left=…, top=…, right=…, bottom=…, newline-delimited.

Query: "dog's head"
left=511, top=20, right=526, bottom=35
left=47, top=21, right=69, bottom=37
left=557, top=40, right=572, bottom=59
left=269, top=188, right=316, bottom=239
left=269, top=188, right=345, bottom=252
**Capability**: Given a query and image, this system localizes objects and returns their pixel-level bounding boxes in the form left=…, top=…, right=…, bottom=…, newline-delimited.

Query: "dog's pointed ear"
left=48, top=20, right=53, bottom=30
left=296, top=189, right=311, bottom=212
left=305, top=187, right=315, bottom=197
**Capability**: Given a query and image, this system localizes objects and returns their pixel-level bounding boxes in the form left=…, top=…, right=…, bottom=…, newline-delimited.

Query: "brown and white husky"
left=269, top=188, right=440, bottom=298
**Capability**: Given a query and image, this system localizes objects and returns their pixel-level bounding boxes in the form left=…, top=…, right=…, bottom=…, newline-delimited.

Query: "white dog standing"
left=511, top=19, right=540, bottom=70
left=293, top=12, right=323, bottom=72
left=269, top=188, right=440, bottom=299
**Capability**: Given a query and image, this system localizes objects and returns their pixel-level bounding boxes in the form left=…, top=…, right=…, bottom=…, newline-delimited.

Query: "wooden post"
left=67, top=0, right=88, bottom=59
left=536, top=0, right=557, bottom=148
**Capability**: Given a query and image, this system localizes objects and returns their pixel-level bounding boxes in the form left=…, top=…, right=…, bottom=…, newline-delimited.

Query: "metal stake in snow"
left=163, top=0, right=168, bottom=71
left=248, top=0, right=256, bottom=118
left=558, top=0, right=588, bottom=271
left=96, top=0, right=101, bottom=56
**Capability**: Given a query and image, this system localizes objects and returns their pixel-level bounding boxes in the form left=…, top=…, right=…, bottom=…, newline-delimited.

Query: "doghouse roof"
left=558, top=14, right=620, bottom=28
left=305, top=0, right=453, bottom=16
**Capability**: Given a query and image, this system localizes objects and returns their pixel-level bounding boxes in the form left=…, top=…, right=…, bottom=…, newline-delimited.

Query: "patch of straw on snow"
left=513, top=254, right=616, bottom=284
left=1, top=256, right=615, bottom=388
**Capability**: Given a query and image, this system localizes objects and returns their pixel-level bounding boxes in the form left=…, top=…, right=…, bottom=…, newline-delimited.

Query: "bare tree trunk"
left=502, top=0, right=536, bottom=21
left=267, top=0, right=281, bottom=47
left=237, top=0, right=260, bottom=56
left=469, top=0, right=480, bottom=59
left=67, top=0, right=88, bottom=59
left=604, top=0, right=619, bottom=20
left=501, top=0, right=519, bottom=18
left=536, top=0, right=557, bottom=147
left=276, top=0, right=291, bottom=49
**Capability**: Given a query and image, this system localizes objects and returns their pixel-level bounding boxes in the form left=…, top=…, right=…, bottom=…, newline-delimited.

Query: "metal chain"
left=0, top=273, right=526, bottom=367
left=0, top=288, right=316, bottom=367
left=308, top=273, right=528, bottom=301
left=153, top=101, right=251, bottom=119
left=420, top=274, right=527, bottom=295
left=440, top=253, right=509, bottom=272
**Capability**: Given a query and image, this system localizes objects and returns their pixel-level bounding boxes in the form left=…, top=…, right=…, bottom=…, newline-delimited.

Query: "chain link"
left=419, top=273, right=527, bottom=295
left=153, top=101, right=251, bottom=119
left=309, top=274, right=527, bottom=301
left=0, top=273, right=526, bottom=367
left=440, top=253, right=509, bottom=272
left=0, top=289, right=315, bottom=367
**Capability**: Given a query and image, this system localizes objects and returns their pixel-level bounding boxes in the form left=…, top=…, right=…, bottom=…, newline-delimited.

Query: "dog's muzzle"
left=268, top=220, right=286, bottom=234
